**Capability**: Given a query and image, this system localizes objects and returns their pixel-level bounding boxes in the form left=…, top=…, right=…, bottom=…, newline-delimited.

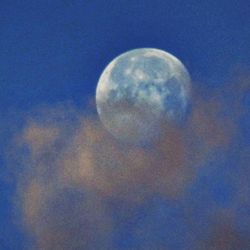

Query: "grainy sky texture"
left=0, top=1, right=250, bottom=249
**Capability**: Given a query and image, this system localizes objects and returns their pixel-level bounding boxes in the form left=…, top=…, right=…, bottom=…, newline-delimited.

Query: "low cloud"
left=200, top=218, right=250, bottom=249
left=11, top=75, right=249, bottom=249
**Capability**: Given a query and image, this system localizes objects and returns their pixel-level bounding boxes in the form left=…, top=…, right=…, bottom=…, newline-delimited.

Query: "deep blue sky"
left=0, top=1, right=250, bottom=249
left=1, top=0, right=249, bottom=111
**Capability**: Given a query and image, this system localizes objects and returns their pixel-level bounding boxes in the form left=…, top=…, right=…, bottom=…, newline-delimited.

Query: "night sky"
left=0, top=1, right=250, bottom=249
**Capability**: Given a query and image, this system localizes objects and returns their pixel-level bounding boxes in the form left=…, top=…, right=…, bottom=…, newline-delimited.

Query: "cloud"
left=11, top=75, right=249, bottom=249
left=200, top=218, right=250, bottom=249
left=23, top=181, right=113, bottom=250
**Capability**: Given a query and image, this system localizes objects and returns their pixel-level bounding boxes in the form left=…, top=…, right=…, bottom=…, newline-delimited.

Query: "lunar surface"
left=96, top=48, right=191, bottom=144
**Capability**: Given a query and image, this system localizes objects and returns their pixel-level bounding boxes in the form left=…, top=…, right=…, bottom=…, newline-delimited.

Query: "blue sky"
left=0, top=1, right=250, bottom=249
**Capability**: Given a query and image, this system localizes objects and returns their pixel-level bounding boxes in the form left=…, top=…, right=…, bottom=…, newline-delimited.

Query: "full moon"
left=96, top=48, right=191, bottom=144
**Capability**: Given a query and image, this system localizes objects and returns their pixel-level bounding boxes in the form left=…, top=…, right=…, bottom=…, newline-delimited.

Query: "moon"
left=96, top=48, right=191, bottom=144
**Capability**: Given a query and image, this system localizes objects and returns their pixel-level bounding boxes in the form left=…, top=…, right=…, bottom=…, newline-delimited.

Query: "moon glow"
left=96, top=48, right=191, bottom=144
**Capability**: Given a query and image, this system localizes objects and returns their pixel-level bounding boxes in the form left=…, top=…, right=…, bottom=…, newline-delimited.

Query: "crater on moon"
left=96, top=48, right=191, bottom=144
